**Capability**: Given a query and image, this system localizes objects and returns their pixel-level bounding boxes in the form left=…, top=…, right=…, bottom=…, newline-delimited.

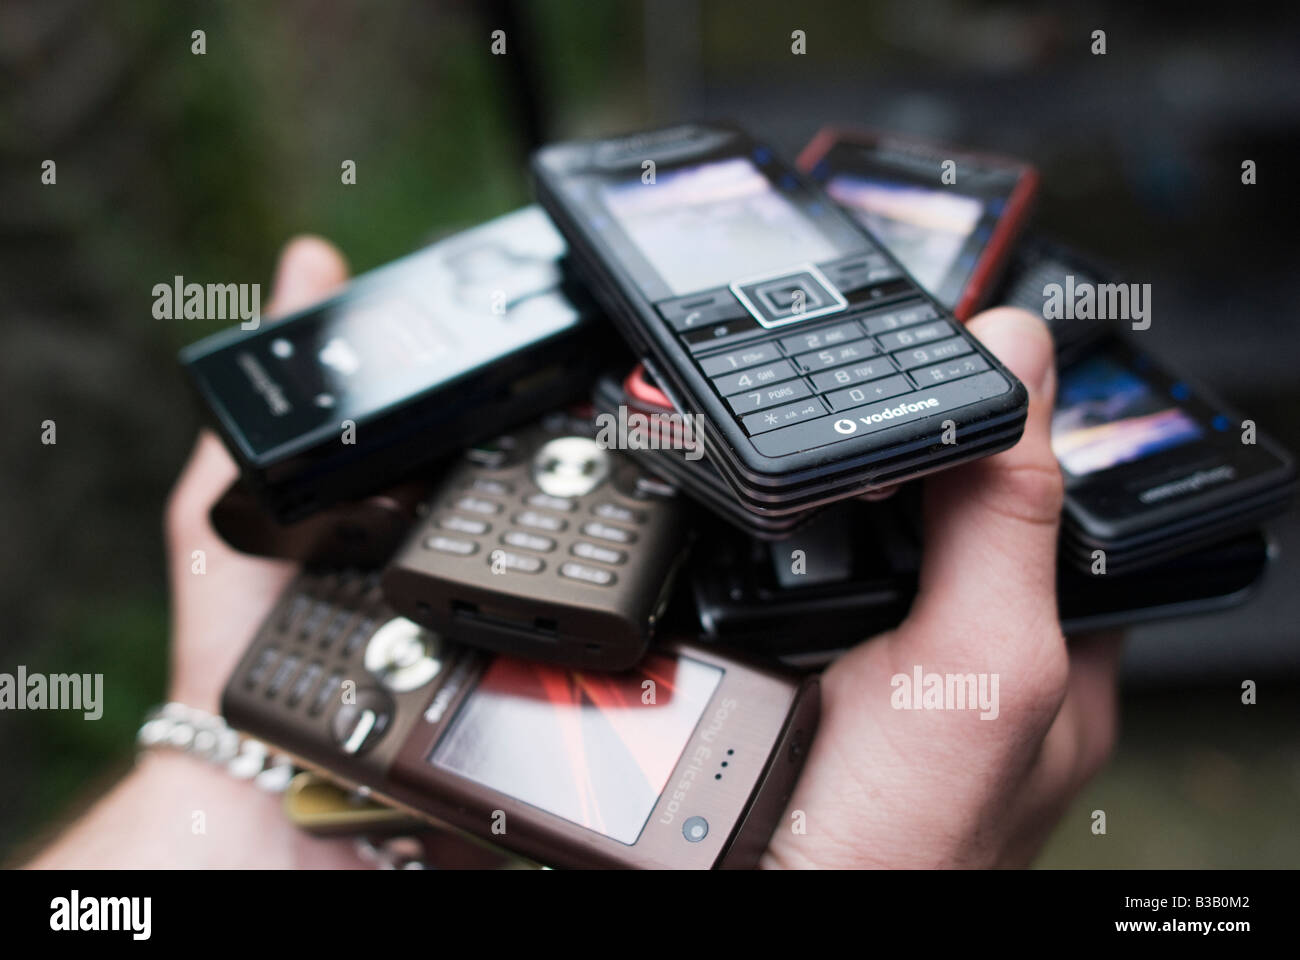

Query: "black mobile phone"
left=531, top=122, right=1028, bottom=519
left=1051, top=337, right=1295, bottom=574
left=222, top=569, right=819, bottom=869
left=691, top=498, right=1272, bottom=665
left=381, top=412, right=692, bottom=670
left=180, top=206, right=610, bottom=523
left=797, top=127, right=1039, bottom=321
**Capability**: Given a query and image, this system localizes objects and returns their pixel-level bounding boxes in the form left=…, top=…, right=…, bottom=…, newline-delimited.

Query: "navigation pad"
left=730, top=264, right=848, bottom=329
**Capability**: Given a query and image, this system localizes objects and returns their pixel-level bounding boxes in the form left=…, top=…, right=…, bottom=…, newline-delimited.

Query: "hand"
left=763, top=307, right=1122, bottom=869
left=28, top=237, right=382, bottom=869
left=164, top=237, right=350, bottom=713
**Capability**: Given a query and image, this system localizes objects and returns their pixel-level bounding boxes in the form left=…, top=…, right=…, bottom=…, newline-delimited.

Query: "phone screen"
left=431, top=652, right=723, bottom=845
left=1051, top=351, right=1204, bottom=478
left=186, top=206, right=582, bottom=459
left=599, top=157, right=844, bottom=296
left=824, top=174, right=986, bottom=296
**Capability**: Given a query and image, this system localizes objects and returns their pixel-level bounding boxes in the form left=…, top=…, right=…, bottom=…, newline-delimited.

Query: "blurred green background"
left=2, top=0, right=1297, bottom=866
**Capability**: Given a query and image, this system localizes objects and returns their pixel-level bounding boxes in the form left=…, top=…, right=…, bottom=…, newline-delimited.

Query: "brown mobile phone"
left=221, top=569, right=819, bottom=869
left=381, top=412, right=691, bottom=670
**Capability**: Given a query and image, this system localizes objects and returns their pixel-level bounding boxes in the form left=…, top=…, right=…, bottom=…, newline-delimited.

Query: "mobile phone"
left=531, top=122, right=1029, bottom=519
left=381, top=413, right=692, bottom=670
left=210, top=478, right=426, bottom=567
left=591, top=367, right=815, bottom=539
left=691, top=497, right=1273, bottom=664
left=221, top=569, right=819, bottom=869
left=797, top=127, right=1039, bottom=320
left=992, top=234, right=1115, bottom=364
left=1051, top=337, right=1295, bottom=574
left=180, top=206, right=609, bottom=523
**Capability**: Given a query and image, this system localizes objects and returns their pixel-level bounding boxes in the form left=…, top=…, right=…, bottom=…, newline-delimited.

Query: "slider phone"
left=531, top=122, right=1029, bottom=519
left=222, top=569, right=819, bottom=869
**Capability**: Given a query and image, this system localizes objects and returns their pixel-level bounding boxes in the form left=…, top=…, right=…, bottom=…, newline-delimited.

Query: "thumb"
left=904, top=306, right=1064, bottom=657
left=264, top=234, right=350, bottom=318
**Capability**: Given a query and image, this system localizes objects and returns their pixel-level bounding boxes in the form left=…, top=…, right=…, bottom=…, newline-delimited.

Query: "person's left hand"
left=165, top=236, right=350, bottom=713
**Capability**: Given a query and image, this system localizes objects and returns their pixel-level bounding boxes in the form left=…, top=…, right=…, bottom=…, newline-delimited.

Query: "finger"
left=901, top=308, right=1065, bottom=668
left=264, top=234, right=350, bottom=318
left=165, top=431, right=241, bottom=554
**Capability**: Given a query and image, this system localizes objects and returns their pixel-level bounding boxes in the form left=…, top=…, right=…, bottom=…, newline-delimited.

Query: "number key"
left=793, top=340, right=878, bottom=373
left=710, top=360, right=797, bottom=396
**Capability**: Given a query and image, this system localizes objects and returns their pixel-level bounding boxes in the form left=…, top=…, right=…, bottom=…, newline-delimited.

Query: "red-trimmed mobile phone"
left=798, top=127, right=1038, bottom=321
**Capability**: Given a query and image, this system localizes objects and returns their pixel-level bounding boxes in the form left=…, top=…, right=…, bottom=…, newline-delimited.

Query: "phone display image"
left=821, top=177, right=985, bottom=297
left=432, top=652, right=721, bottom=845
left=798, top=128, right=1038, bottom=320
left=1050, top=339, right=1294, bottom=574
left=599, top=157, right=845, bottom=297
left=1052, top=352, right=1204, bottom=477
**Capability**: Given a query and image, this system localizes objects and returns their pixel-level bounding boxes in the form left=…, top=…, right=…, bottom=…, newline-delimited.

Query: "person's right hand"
left=764, top=307, right=1122, bottom=868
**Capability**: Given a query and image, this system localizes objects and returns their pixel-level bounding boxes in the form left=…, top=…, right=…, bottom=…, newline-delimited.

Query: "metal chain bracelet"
left=135, top=702, right=296, bottom=793
left=136, top=702, right=432, bottom=868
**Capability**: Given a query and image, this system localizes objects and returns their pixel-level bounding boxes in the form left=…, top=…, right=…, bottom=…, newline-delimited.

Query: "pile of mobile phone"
left=179, top=121, right=1292, bottom=869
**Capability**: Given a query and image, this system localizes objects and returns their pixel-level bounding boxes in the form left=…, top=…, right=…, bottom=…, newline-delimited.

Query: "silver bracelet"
left=136, top=703, right=432, bottom=868
left=135, top=702, right=296, bottom=793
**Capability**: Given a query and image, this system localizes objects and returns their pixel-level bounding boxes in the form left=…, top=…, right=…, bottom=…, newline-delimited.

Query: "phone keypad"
left=407, top=430, right=667, bottom=597
left=662, top=259, right=1010, bottom=457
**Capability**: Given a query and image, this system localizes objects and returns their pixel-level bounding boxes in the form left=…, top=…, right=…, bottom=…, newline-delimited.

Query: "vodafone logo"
left=834, top=419, right=857, bottom=435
